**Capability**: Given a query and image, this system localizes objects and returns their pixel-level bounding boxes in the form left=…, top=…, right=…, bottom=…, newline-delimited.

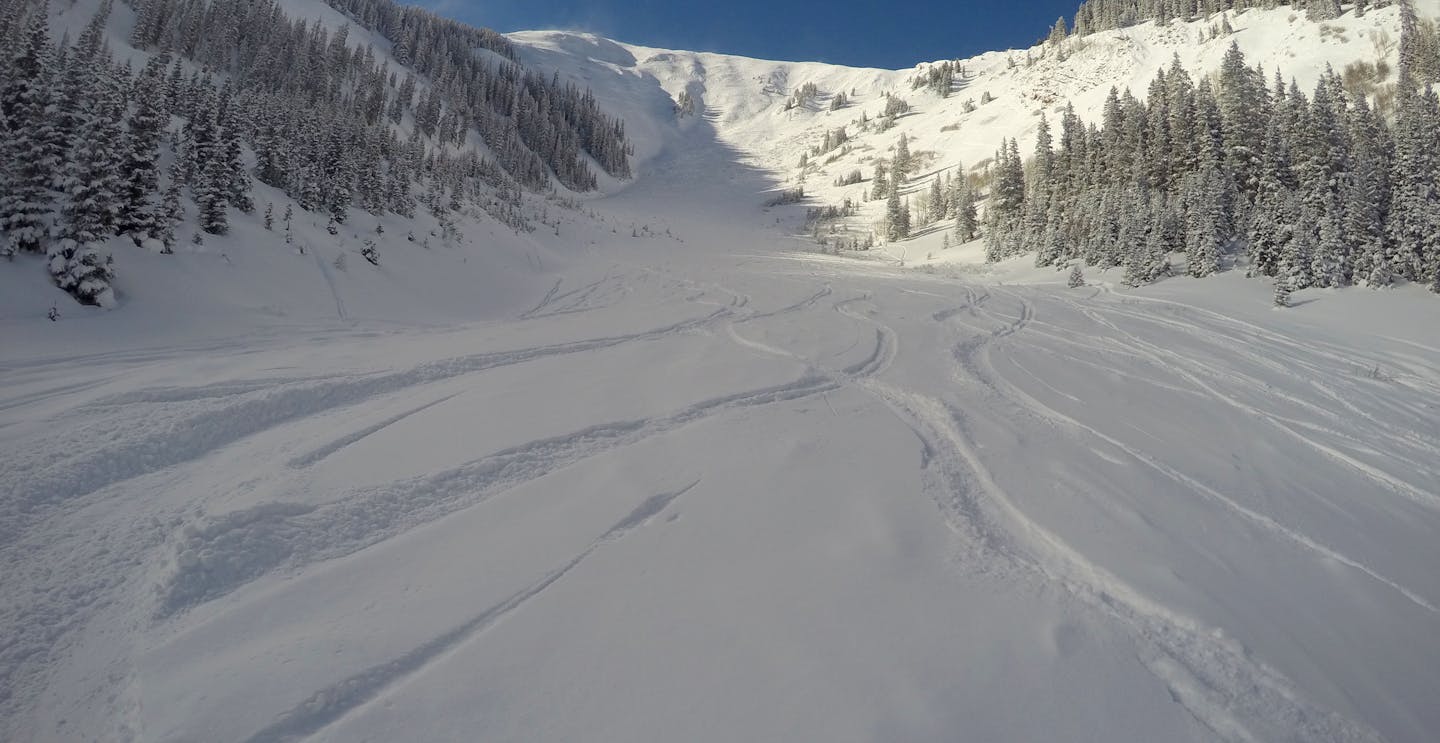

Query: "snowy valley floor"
left=4, top=125, right=1440, bottom=743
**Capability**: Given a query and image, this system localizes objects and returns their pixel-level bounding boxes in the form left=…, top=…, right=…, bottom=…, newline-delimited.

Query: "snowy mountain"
left=2, top=0, right=1437, bottom=321
left=4, top=2, right=1440, bottom=743
left=518, top=3, right=1433, bottom=289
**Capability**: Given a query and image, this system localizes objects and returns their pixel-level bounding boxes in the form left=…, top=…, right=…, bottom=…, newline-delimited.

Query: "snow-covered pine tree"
left=47, top=238, right=116, bottom=306
left=52, top=68, right=121, bottom=309
left=1273, top=275, right=1292, bottom=307
left=0, top=8, right=60, bottom=257
left=197, top=151, right=230, bottom=236
left=1028, top=115, right=1057, bottom=265
left=955, top=182, right=978, bottom=242
left=1304, top=0, right=1342, bottom=22
left=893, top=134, right=911, bottom=183
left=1311, top=190, right=1352, bottom=288
left=1388, top=82, right=1440, bottom=289
left=59, top=79, right=124, bottom=251
left=1048, top=17, right=1068, bottom=46
left=885, top=185, right=908, bottom=241
left=1281, top=203, right=1319, bottom=290
left=1248, top=94, right=1298, bottom=277
left=118, top=55, right=169, bottom=243
left=1218, top=42, right=1267, bottom=197
left=1342, top=93, right=1392, bottom=286
left=216, top=82, right=253, bottom=215
left=1184, top=165, right=1228, bottom=278
left=1068, top=263, right=1085, bottom=288
left=1141, top=213, right=1176, bottom=284
left=871, top=162, right=888, bottom=201
left=157, top=161, right=183, bottom=254
left=985, top=139, right=1026, bottom=261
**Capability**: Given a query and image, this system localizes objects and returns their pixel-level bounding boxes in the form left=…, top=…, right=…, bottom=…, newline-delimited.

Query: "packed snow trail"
left=5, top=109, right=1440, bottom=743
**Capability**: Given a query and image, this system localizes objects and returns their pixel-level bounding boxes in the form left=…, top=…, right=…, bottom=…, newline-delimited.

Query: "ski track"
left=0, top=309, right=730, bottom=546
left=518, top=277, right=564, bottom=319
left=240, top=480, right=702, bottom=743
left=313, top=250, right=348, bottom=322
left=974, top=290, right=1439, bottom=616
left=157, top=374, right=838, bottom=618
left=1061, top=294, right=1440, bottom=512
left=6, top=265, right=1434, bottom=742
left=0, top=275, right=857, bottom=732
left=844, top=285, right=1385, bottom=743
left=156, top=280, right=880, bottom=695
left=981, top=320, right=1439, bottom=617
left=1022, top=299, right=1440, bottom=497
left=0, top=306, right=732, bottom=725
left=518, top=270, right=629, bottom=320
left=285, top=393, right=463, bottom=469
left=0, top=376, right=123, bottom=414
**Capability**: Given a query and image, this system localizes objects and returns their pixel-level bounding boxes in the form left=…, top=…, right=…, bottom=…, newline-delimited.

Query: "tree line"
left=0, top=0, right=633, bottom=305
left=980, top=20, right=1440, bottom=298
left=1066, top=0, right=1394, bottom=38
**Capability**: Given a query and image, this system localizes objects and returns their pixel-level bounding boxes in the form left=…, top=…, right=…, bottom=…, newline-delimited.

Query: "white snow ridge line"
left=241, top=479, right=701, bottom=743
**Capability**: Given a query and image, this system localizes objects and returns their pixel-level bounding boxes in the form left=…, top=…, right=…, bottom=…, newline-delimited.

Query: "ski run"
left=3, top=0, right=1440, bottom=741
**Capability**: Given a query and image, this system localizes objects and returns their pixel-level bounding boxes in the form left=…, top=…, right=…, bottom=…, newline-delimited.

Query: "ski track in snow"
left=518, top=270, right=630, bottom=320
left=0, top=307, right=730, bottom=546
left=6, top=260, right=1436, bottom=743
left=285, top=393, right=463, bottom=469
left=856, top=285, right=1388, bottom=743
left=159, top=282, right=882, bottom=621
left=157, top=373, right=838, bottom=618
left=240, top=480, right=702, bottom=743
left=0, top=294, right=734, bottom=725
left=984, top=291, right=1437, bottom=615
left=1060, top=294, right=1440, bottom=513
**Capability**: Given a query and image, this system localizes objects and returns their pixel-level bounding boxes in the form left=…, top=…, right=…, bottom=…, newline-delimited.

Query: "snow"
left=4, top=4, right=1440, bottom=743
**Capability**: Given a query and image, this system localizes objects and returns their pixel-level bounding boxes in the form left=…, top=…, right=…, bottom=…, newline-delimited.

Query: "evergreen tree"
left=47, top=238, right=116, bottom=306
left=885, top=185, right=909, bottom=241
left=1304, top=0, right=1341, bottom=21
left=1048, top=17, right=1068, bottom=46
left=1273, top=275, right=1292, bottom=307
left=1343, top=93, right=1392, bottom=286
left=1311, top=189, right=1352, bottom=288
left=60, top=94, right=124, bottom=250
left=1389, top=86, right=1440, bottom=289
left=51, top=52, right=120, bottom=308
left=1184, top=165, right=1230, bottom=278
left=216, top=83, right=254, bottom=215
left=1218, top=42, right=1266, bottom=196
left=985, top=138, right=1026, bottom=261
left=197, top=153, right=231, bottom=235
left=955, top=182, right=978, bottom=242
left=1, top=9, right=60, bottom=257
left=118, top=56, right=169, bottom=242
left=158, top=168, right=181, bottom=254
left=1281, top=203, right=1318, bottom=290
left=893, top=134, right=912, bottom=183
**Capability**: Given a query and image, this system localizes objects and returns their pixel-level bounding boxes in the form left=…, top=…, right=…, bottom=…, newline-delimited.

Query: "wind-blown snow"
left=3, top=5, right=1439, bottom=743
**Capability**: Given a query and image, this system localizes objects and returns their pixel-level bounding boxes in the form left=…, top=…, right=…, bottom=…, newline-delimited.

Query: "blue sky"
left=424, top=1, right=1085, bottom=69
